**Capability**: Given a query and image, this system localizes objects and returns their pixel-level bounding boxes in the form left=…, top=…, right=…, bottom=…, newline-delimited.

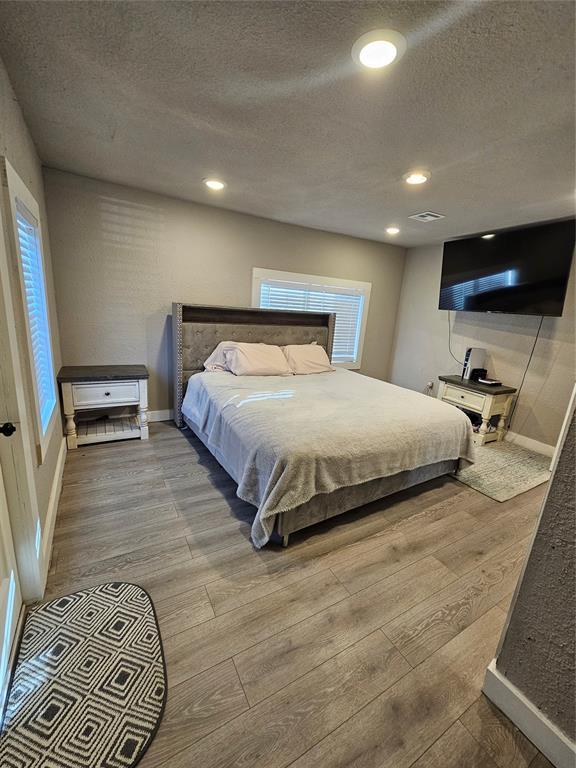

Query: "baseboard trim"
left=1, top=603, right=26, bottom=721
left=148, top=409, right=174, bottom=423
left=505, top=431, right=555, bottom=459
left=483, top=659, right=575, bottom=768
left=40, top=436, right=66, bottom=592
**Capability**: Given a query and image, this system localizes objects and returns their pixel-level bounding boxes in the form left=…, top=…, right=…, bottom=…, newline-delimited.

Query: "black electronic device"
left=439, top=219, right=575, bottom=316
left=469, top=368, right=487, bottom=382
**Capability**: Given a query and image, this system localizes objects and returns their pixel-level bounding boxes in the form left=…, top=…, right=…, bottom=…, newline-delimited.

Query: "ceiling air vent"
left=408, top=211, right=445, bottom=222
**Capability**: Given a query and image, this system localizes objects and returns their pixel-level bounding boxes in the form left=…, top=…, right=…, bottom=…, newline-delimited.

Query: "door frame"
left=0, top=463, right=23, bottom=717
left=0, top=157, right=51, bottom=601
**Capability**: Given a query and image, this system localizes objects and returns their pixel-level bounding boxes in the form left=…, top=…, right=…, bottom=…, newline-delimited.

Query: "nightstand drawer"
left=443, top=384, right=485, bottom=411
left=72, top=381, right=140, bottom=407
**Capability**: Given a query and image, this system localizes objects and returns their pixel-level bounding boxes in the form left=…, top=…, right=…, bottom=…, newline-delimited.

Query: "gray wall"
left=390, top=245, right=575, bottom=447
left=44, top=169, right=406, bottom=412
left=0, top=55, right=62, bottom=525
left=497, top=413, right=575, bottom=740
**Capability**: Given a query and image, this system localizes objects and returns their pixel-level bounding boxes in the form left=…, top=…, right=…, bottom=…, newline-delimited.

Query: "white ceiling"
left=0, top=1, right=573, bottom=246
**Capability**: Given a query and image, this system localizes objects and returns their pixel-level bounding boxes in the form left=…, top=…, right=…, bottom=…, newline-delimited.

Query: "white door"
left=0, top=461, right=22, bottom=713
left=0, top=157, right=48, bottom=602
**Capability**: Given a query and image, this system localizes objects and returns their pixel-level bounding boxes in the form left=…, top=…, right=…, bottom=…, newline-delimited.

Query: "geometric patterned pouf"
left=0, top=582, right=167, bottom=768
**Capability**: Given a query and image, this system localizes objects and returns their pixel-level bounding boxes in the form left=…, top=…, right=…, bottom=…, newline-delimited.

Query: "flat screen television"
left=439, top=219, right=575, bottom=316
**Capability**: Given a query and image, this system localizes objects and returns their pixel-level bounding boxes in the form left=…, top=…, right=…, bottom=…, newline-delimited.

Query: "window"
left=15, top=204, right=57, bottom=435
left=252, top=268, right=371, bottom=368
left=7, top=161, right=57, bottom=462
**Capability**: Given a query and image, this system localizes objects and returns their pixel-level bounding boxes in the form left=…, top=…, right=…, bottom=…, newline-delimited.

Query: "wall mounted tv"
left=439, top=219, right=575, bottom=316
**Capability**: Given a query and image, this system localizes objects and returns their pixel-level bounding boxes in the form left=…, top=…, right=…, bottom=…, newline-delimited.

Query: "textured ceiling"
left=0, top=0, right=573, bottom=246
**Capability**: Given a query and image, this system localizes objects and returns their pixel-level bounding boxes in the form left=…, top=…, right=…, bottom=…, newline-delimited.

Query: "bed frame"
left=171, top=303, right=457, bottom=545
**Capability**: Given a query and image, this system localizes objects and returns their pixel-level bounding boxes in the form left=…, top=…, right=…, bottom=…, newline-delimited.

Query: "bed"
left=172, top=303, right=474, bottom=547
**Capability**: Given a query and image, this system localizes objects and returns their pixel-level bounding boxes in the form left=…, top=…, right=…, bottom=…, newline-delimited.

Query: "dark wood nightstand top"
left=438, top=374, right=516, bottom=395
left=57, top=365, right=149, bottom=382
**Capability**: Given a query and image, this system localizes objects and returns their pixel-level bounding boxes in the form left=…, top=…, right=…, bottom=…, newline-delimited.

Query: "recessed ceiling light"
left=359, top=40, right=397, bottom=68
left=481, top=233, right=495, bottom=239
left=404, top=171, right=430, bottom=185
left=352, top=29, right=407, bottom=70
left=386, top=227, right=400, bottom=235
left=203, top=178, right=226, bottom=191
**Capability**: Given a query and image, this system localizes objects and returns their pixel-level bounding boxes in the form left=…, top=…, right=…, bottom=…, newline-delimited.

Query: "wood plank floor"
left=46, top=422, right=551, bottom=768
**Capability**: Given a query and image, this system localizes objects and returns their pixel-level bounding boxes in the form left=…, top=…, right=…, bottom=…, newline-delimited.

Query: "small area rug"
left=455, top=440, right=551, bottom=501
left=0, top=582, right=166, bottom=768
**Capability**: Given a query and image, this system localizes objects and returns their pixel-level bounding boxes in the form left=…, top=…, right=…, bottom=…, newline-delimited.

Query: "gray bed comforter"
left=182, top=369, right=474, bottom=547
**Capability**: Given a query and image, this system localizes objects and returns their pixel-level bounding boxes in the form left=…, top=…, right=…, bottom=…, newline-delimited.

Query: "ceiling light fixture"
left=481, top=233, right=495, bottom=239
left=203, top=178, right=226, bottom=191
left=404, top=171, right=430, bottom=185
left=352, top=29, right=407, bottom=70
left=386, top=227, right=400, bottom=235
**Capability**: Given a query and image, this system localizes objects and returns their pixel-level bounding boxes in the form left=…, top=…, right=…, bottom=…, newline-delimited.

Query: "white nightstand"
left=58, top=365, right=149, bottom=449
left=437, top=375, right=517, bottom=446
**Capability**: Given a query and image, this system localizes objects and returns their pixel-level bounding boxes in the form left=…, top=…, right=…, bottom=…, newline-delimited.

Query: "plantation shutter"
left=16, top=202, right=56, bottom=433
left=259, top=278, right=366, bottom=365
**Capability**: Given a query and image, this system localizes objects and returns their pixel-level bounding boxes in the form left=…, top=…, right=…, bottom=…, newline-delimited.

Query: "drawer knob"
left=104, top=391, right=111, bottom=396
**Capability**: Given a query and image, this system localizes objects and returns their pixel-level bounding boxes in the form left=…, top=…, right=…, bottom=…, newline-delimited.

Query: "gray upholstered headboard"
left=172, top=303, right=335, bottom=427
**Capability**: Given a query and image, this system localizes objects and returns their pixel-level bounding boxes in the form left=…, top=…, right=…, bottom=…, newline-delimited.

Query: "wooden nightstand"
left=437, top=375, right=517, bottom=446
left=58, top=365, right=149, bottom=449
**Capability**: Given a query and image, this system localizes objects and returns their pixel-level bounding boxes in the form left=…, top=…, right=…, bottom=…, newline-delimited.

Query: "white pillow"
left=225, top=343, right=293, bottom=376
left=282, top=343, right=335, bottom=374
left=203, top=341, right=240, bottom=371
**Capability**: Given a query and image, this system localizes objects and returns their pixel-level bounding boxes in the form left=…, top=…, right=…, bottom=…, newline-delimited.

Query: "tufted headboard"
left=172, top=303, right=335, bottom=426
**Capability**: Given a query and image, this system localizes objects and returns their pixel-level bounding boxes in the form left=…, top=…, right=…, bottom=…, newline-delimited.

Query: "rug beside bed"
left=0, top=582, right=166, bottom=768
left=455, top=441, right=551, bottom=501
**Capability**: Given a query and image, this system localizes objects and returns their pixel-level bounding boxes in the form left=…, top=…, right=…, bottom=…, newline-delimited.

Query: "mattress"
left=182, top=369, right=474, bottom=547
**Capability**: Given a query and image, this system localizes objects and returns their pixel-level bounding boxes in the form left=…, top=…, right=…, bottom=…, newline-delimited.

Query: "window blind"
left=16, top=203, right=56, bottom=434
left=259, top=278, right=366, bottom=364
